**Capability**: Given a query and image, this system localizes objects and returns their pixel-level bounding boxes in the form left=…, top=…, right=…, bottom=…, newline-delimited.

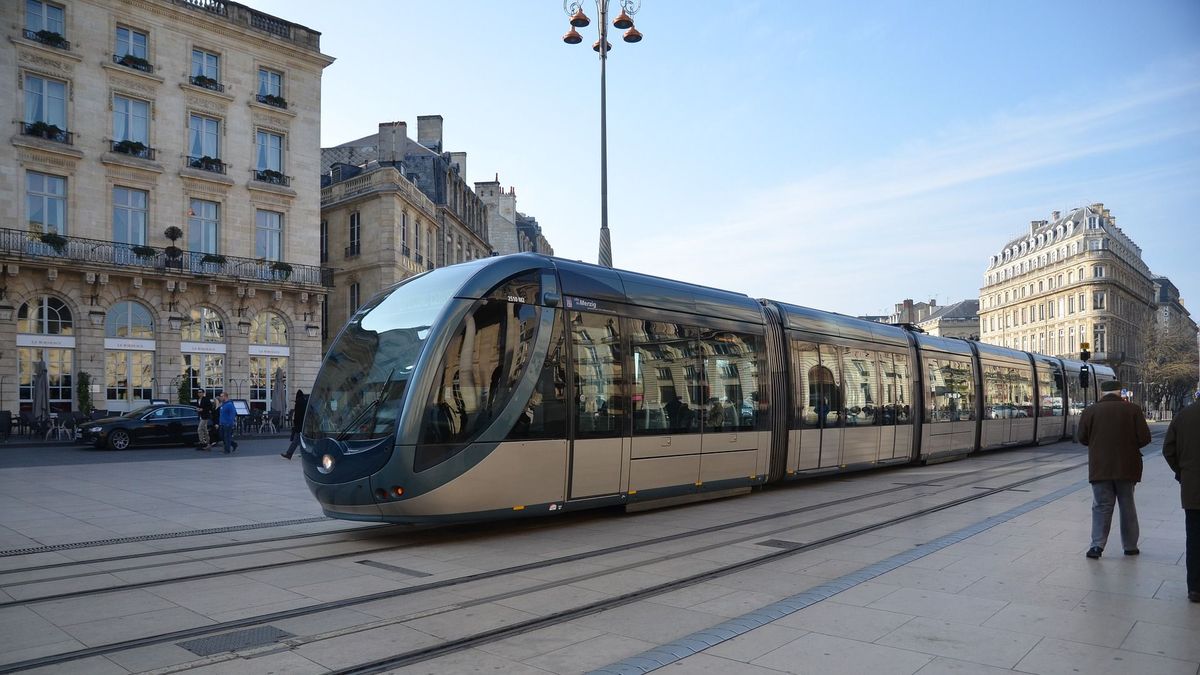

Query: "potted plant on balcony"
left=131, top=244, right=157, bottom=260
left=201, top=253, right=227, bottom=265
left=38, top=230, right=68, bottom=254
left=261, top=94, right=287, bottom=108
left=113, top=139, right=147, bottom=156
left=270, top=260, right=293, bottom=280
left=191, top=74, right=219, bottom=89
left=27, top=121, right=63, bottom=140
left=118, top=53, right=152, bottom=71
left=35, top=30, right=68, bottom=48
left=258, top=169, right=285, bottom=184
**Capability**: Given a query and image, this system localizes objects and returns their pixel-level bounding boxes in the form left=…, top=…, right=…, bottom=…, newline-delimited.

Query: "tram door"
left=567, top=311, right=626, bottom=499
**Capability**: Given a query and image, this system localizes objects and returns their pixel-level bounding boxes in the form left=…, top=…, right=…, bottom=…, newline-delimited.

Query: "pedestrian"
left=216, top=391, right=239, bottom=454
left=281, top=389, right=307, bottom=459
left=1163, top=393, right=1200, bottom=602
left=195, top=389, right=214, bottom=451
left=1077, top=379, right=1151, bottom=559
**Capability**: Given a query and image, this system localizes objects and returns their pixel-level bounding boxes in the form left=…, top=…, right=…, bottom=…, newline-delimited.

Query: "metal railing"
left=186, top=156, right=226, bottom=174
left=188, top=75, right=225, bottom=92
left=23, top=29, right=70, bottom=49
left=253, top=169, right=290, bottom=186
left=111, top=140, right=155, bottom=160
left=20, top=122, right=73, bottom=145
left=112, top=53, right=154, bottom=73
left=344, top=244, right=360, bottom=258
left=255, top=93, right=288, bottom=109
left=0, top=227, right=332, bottom=287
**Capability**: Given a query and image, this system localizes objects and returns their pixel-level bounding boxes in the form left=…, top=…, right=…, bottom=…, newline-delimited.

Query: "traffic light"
left=1080, top=364, right=1090, bottom=388
left=1080, top=341, right=1091, bottom=362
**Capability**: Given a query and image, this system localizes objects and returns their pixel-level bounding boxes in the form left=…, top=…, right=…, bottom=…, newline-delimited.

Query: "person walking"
left=216, top=391, right=239, bottom=454
left=281, top=389, right=307, bottom=459
left=1077, top=379, right=1152, bottom=559
left=1163, top=393, right=1200, bottom=602
left=195, top=389, right=214, bottom=451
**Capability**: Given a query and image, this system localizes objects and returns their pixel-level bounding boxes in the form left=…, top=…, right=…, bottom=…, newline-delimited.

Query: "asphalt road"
left=0, top=434, right=294, bottom=468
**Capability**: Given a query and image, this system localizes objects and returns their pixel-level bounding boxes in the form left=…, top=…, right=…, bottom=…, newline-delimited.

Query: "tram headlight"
left=319, top=454, right=335, bottom=474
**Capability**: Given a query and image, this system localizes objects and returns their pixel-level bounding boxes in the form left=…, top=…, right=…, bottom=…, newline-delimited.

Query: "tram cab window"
left=699, top=329, right=762, bottom=432
left=632, top=321, right=697, bottom=434
left=571, top=311, right=625, bottom=438
left=506, top=312, right=566, bottom=440
left=416, top=273, right=544, bottom=471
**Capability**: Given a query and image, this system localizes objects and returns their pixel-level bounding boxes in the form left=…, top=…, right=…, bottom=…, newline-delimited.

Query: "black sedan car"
left=82, top=404, right=201, bottom=450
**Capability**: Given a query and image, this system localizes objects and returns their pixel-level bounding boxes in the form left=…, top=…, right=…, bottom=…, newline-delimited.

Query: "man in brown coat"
left=1163, top=394, right=1200, bottom=602
left=1077, top=379, right=1151, bottom=559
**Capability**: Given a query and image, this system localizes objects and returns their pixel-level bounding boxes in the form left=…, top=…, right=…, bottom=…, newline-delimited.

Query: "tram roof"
left=771, top=301, right=911, bottom=348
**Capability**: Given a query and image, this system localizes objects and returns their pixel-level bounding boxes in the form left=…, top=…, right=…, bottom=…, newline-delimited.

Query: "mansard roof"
left=921, top=299, right=980, bottom=323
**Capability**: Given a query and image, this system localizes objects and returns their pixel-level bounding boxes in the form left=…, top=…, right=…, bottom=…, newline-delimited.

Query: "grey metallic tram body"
left=301, top=253, right=1114, bottom=523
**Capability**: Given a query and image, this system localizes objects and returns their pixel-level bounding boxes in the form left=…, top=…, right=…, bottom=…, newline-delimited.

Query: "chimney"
left=1051, top=210, right=1060, bottom=221
left=417, top=115, right=443, bottom=152
left=377, top=121, right=407, bottom=164
left=449, top=151, right=467, bottom=178
left=1030, top=220, right=1039, bottom=236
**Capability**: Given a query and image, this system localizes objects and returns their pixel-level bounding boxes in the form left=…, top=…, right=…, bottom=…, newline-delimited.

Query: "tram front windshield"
left=304, top=263, right=484, bottom=441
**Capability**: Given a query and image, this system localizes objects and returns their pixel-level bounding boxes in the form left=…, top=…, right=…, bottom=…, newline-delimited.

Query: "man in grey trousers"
left=1077, top=379, right=1152, bottom=559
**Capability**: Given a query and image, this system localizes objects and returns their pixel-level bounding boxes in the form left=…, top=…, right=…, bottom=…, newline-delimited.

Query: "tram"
left=300, top=253, right=1113, bottom=523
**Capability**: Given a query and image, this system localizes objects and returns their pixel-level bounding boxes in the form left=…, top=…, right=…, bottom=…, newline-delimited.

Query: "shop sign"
left=181, top=341, right=226, bottom=354
left=17, top=334, right=76, bottom=349
left=249, top=345, right=290, bottom=357
left=104, top=338, right=156, bottom=351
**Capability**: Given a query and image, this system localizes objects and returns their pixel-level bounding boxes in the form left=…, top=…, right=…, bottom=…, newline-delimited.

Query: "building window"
left=256, top=67, right=286, bottom=108
left=414, top=220, right=422, bottom=263
left=347, top=212, right=360, bottom=256
left=254, top=130, right=286, bottom=184
left=319, top=219, right=328, bottom=263
left=114, top=26, right=148, bottom=65
left=349, top=282, right=360, bottom=312
left=1094, top=324, right=1106, bottom=354
left=112, top=186, right=148, bottom=247
left=187, top=113, right=221, bottom=168
left=1093, top=291, right=1106, bottom=310
left=1078, top=293, right=1085, bottom=312
left=255, top=210, right=282, bottom=261
left=27, top=171, right=67, bottom=236
left=190, top=48, right=220, bottom=83
left=112, top=95, right=150, bottom=149
left=24, top=74, right=67, bottom=133
left=251, top=311, right=288, bottom=346
left=188, top=198, right=219, bottom=254
left=25, top=0, right=65, bottom=36
left=106, top=300, right=154, bottom=339
left=1068, top=295, right=1075, bottom=314
left=182, top=306, right=224, bottom=343
left=401, top=210, right=410, bottom=256
left=1092, top=265, right=1105, bottom=278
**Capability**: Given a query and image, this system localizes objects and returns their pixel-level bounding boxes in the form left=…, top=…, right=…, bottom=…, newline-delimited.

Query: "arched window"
left=808, top=365, right=840, bottom=424
left=18, top=296, right=73, bottom=335
left=251, top=311, right=288, bottom=345
left=106, top=301, right=154, bottom=338
left=182, top=306, right=224, bottom=343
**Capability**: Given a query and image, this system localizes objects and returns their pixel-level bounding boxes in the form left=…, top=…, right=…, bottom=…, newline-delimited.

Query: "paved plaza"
left=0, top=428, right=1196, bottom=674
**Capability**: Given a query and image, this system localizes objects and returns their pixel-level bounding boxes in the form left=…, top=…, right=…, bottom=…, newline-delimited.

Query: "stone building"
left=978, top=204, right=1156, bottom=386
left=0, top=0, right=333, bottom=415
left=915, top=300, right=980, bottom=340
left=474, top=176, right=553, bottom=256
left=1153, top=276, right=1197, bottom=335
left=320, top=118, right=490, bottom=351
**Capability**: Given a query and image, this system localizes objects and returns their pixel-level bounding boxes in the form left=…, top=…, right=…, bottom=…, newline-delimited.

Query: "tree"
left=1134, top=320, right=1199, bottom=415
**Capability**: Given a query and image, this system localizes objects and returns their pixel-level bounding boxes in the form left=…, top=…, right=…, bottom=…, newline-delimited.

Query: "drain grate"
left=357, top=559, right=431, bottom=577
left=177, top=626, right=294, bottom=656
left=0, top=517, right=329, bottom=558
left=757, top=539, right=804, bottom=549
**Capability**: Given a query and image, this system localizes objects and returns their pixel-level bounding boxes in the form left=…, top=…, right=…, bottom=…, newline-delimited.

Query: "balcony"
left=188, top=75, right=225, bottom=92
left=111, top=140, right=155, bottom=160
left=20, top=122, right=73, bottom=145
left=255, top=93, right=288, bottom=109
left=187, top=155, right=226, bottom=174
left=0, top=227, right=333, bottom=287
left=23, top=29, right=70, bottom=50
left=344, top=244, right=360, bottom=258
left=253, top=169, right=290, bottom=186
left=112, top=53, right=154, bottom=73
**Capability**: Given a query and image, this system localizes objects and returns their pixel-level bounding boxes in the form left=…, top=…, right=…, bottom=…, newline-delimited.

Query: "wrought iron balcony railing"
left=112, top=53, right=154, bottom=73
left=253, top=169, right=290, bottom=186
left=188, top=75, right=225, bottom=92
left=111, top=140, right=155, bottom=160
left=23, top=29, right=70, bottom=49
left=344, top=244, right=360, bottom=258
left=20, top=122, right=73, bottom=144
left=0, top=227, right=332, bottom=287
left=255, top=93, right=288, bottom=109
left=186, top=155, right=226, bottom=174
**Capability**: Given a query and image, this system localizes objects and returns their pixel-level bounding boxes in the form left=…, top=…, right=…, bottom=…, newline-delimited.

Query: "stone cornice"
left=179, top=81, right=236, bottom=103
left=179, top=166, right=235, bottom=187
left=9, top=35, right=83, bottom=64
left=11, top=135, right=85, bottom=161
left=100, top=61, right=165, bottom=85
left=249, top=99, right=296, bottom=119
left=246, top=180, right=296, bottom=199
left=100, top=151, right=164, bottom=175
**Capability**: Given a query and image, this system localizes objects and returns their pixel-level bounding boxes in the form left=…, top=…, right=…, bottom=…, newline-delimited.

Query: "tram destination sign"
left=564, top=296, right=618, bottom=314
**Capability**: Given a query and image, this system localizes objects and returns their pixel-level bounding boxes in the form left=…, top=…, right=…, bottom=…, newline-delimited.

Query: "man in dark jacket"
left=281, top=390, right=307, bottom=460
left=1077, top=379, right=1151, bottom=559
left=1163, top=394, right=1200, bottom=602
left=195, top=389, right=215, bottom=451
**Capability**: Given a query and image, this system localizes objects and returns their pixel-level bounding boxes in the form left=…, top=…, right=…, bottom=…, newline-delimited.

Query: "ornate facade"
left=978, top=204, right=1155, bottom=386
left=0, top=0, right=333, bottom=414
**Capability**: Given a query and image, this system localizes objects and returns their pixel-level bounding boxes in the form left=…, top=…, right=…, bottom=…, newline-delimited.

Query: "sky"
left=250, top=0, right=1200, bottom=318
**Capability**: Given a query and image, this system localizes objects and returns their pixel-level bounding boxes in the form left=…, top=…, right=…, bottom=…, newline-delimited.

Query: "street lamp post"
left=562, top=1, right=643, bottom=269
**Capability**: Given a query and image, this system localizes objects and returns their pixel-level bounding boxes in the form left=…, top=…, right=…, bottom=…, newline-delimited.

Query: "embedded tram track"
left=0, top=445, right=1097, bottom=674
left=0, top=445, right=1083, bottom=609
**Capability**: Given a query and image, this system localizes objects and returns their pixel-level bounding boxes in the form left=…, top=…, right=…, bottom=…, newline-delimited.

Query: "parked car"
left=81, top=404, right=201, bottom=450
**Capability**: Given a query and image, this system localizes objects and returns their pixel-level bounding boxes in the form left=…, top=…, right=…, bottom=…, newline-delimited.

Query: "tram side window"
left=879, top=352, right=911, bottom=425
left=1012, top=366, right=1034, bottom=417
left=1039, top=364, right=1064, bottom=417
left=842, top=347, right=880, bottom=427
left=505, top=310, right=566, bottom=440
left=416, top=297, right=539, bottom=471
left=817, top=344, right=844, bottom=428
left=792, top=340, right=821, bottom=429
left=982, top=364, right=1006, bottom=419
left=571, top=312, right=625, bottom=438
left=926, top=358, right=975, bottom=423
left=699, top=329, right=761, bottom=432
left=632, top=320, right=697, bottom=434
left=891, top=352, right=912, bottom=424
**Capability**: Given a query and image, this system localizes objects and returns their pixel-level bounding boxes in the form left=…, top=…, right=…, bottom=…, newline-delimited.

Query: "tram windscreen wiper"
left=336, top=368, right=395, bottom=441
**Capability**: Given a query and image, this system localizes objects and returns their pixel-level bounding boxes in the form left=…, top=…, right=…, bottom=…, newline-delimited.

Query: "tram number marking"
left=507, top=295, right=526, bottom=303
